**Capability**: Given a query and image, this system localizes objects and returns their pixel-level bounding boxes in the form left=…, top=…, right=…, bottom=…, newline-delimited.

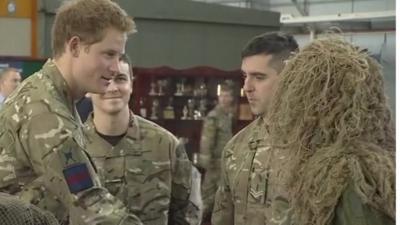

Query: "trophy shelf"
left=130, top=66, right=253, bottom=159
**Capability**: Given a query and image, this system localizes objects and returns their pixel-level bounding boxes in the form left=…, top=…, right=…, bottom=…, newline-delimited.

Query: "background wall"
left=119, top=0, right=279, bottom=69
left=0, top=0, right=395, bottom=114
left=192, top=0, right=396, bottom=115
left=0, top=0, right=36, bottom=56
left=38, top=0, right=280, bottom=70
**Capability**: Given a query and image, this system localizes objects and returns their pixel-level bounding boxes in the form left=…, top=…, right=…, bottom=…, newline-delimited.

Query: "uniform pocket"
left=269, top=196, right=292, bottom=225
left=93, top=156, right=125, bottom=197
left=125, top=156, right=171, bottom=220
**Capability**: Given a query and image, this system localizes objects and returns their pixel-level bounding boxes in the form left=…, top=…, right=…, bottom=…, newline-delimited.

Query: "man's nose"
left=243, top=77, right=254, bottom=92
left=106, top=81, right=118, bottom=92
left=110, top=57, right=120, bottom=73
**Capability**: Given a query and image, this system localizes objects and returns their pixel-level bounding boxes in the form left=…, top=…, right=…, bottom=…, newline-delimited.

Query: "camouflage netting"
left=267, top=36, right=395, bottom=225
left=0, top=192, right=59, bottom=225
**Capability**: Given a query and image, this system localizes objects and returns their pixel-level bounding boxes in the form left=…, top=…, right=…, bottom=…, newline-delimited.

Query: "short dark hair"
left=119, top=53, right=134, bottom=79
left=241, top=32, right=299, bottom=72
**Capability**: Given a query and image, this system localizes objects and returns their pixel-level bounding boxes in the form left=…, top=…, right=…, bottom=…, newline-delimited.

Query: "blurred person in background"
left=0, top=67, right=21, bottom=108
left=198, top=79, right=236, bottom=222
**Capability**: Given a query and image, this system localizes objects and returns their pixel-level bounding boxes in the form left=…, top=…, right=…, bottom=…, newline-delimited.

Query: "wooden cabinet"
left=130, top=66, right=253, bottom=160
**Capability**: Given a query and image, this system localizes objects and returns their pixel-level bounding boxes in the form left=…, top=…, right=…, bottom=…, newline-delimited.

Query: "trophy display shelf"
left=130, top=65, right=252, bottom=159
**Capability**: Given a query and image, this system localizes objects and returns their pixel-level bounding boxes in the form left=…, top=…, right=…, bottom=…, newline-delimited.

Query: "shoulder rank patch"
left=63, top=163, right=94, bottom=194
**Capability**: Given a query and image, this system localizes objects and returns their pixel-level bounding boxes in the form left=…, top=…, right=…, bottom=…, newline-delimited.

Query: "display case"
left=130, top=66, right=253, bottom=160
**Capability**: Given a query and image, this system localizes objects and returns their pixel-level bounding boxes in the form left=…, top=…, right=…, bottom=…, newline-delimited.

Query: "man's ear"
left=67, top=36, right=81, bottom=57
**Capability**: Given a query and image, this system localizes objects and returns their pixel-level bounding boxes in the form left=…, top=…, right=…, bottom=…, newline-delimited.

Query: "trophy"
left=150, top=99, right=160, bottom=120
left=149, top=80, right=157, bottom=96
left=174, top=78, right=184, bottom=96
left=193, top=79, right=206, bottom=97
left=157, top=79, right=167, bottom=96
left=187, top=99, right=195, bottom=120
left=163, top=97, right=175, bottom=119
left=199, top=83, right=207, bottom=97
left=197, top=79, right=207, bottom=97
left=181, top=105, right=189, bottom=120
left=139, top=98, right=147, bottom=118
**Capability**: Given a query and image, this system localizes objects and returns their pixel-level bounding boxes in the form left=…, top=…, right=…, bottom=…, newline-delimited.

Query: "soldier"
left=198, top=80, right=235, bottom=220
left=266, top=37, right=395, bottom=225
left=83, top=55, right=202, bottom=225
left=0, top=0, right=143, bottom=224
left=211, top=32, right=299, bottom=225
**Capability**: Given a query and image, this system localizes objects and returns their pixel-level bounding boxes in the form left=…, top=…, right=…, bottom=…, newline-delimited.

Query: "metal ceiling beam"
left=281, top=10, right=395, bottom=24
left=291, top=0, right=308, bottom=16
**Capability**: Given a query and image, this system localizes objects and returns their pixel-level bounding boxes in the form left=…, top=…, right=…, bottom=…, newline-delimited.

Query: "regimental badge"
left=63, top=163, right=94, bottom=194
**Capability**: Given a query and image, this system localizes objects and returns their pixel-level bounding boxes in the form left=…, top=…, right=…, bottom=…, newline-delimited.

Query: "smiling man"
left=212, top=32, right=298, bottom=225
left=83, top=55, right=202, bottom=225
left=0, top=0, right=143, bottom=224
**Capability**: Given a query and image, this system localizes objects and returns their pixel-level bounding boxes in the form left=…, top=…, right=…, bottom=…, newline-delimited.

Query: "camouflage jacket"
left=0, top=60, right=142, bottom=225
left=198, top=106, right=232, bottom=170
left=212, top=117, right=395, bottom=225
left=84, top=113, right=202, bottom=225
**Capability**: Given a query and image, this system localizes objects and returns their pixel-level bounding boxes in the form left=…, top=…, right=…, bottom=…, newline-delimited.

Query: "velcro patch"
left=63, top=163, right=94, bottom=194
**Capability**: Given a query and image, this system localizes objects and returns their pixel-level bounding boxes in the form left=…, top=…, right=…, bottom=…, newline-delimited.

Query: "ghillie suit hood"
left=267, top=37, right=395, bottom=225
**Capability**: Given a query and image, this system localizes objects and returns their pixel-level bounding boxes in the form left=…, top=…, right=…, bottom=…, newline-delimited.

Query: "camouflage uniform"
left=212, top=117, right=395, bottom=225
left=84, top=113, right=202, bottom=225
left=198, top=105, right=232, bottom=216
left=0, top=60, right=142, bottom=225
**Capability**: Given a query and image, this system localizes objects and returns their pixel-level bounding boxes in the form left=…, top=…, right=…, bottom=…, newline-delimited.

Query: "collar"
left=248, top=117, right=269, bottom=150
left=86, top=110, right=140, bottom=140
left=42, top=59, right=76, bottom=114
